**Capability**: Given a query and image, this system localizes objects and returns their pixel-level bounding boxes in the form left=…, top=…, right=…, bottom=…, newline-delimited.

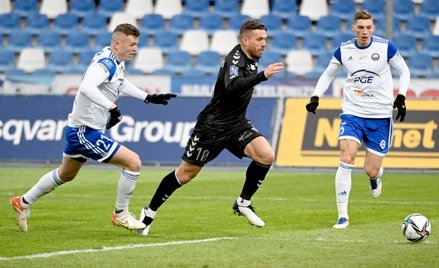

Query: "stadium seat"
left=393, top=0, right=415, bottom=22
left=6, top=31, right=32, bottom=53
left=405, top=16, right=431, bottom=40
left=154, top=31, right=179, bottom=54
left=40, top=0, right=68, bottom=19
left=331, top=32, right=355, bottom=49
left=25, top=13, right=50, bottom=36
left=199, top=14, right=224, bottom=36
left=133, top=47, right=164, bottom=73
left=241, top=0, right=269, bottom=19
left=259, top=14, right=283, bottom=37
left=331, top=0, right=356, bottom=21
left=422, top=35, right=439, bottom=58
left=180, top=30, right=210, bottom=55
left=302, top=33, right=328, bottom=56
left=213, top=0, right=240, bottom=19
left=74, top=49, right=98, bottom=72
left=97, top=0, right=124, bottom=18
left=285, top=49, right=314, bottom=76
left=391, top=34, right=417, bottom=58
left=409, top=53, right=433, bottom=78
left=183, top=0, right=210, bottom=19
left=53, top=13, right=79, bottom=35
left=315, top=15, right=342, bottom=38
left=169, top=14, right=194, bottom=36
left=13, top=0, right=38, bottom=17
left=434, top=16, right=439, bottom=35
left=228, top=14, right=251, bottom=31
left=0, top=13, right=20, bottom=35
left=37, top=31, right=62, bottom=54
left=16, top=47, right=46, bottom=73
left=271, top=0, right=297, bottom=19
left=0, top=50, right=15, bottom=72
left=285, top=15, right=311, bottom=39
left=46, top=49, right=75, bottom=73
left=154, top=0, right=183, bottom=20
left=258, top=50, right=283, bottom=70
left=314, top=51, right=333, bottom=73
left=194, top=50, right=221, bottom=76
left=361, top=0, right=385, bottom=21
left=299, top=0, right=328, bottom=21
left=136, top=34, right=149, bottom=48
left=163, top=50, right=192, bottom=75
left=108, top=12, right=138, bottom=32
left=140, top=14, right=165, bottom=37
left=210, top=30, right=239, bottom=56
left=0, top=0, right=11, bottom=14
left=94, top=32, right=112, bottom=49
left=82, top=12, right=107, bottom=35
left=271, top=32, right=297, bottom=56
left=65, top=31, right=91, bottom=53
left=419, top=0, right=439, bottom=21
left=125, top=0, right=153, bottom=19
left=69, top=0, right=95, bottom=18
left=371, top=17, right=390, bottom=37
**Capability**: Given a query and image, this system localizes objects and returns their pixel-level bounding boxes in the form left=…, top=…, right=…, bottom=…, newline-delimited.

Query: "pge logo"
left=351, top=69, right=380, bottom=84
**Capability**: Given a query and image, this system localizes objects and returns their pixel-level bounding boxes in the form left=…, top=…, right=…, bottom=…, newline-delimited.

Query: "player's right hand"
left=306, top=96, right=319, bottom=114
left=106, top=106, right=122, bottom=129
left=393, top=94, right=406, bottom=122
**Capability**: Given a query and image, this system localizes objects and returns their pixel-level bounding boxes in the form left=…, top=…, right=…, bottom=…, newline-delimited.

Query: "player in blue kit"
left=305, top=11, right=410, bottom=229
left=10, top=24, right=176, bottom=232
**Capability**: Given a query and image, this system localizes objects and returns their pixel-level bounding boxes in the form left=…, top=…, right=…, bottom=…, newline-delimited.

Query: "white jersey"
left=68, top=46, right=147, bottom=130
left=313, top=36, right=410, bottom=118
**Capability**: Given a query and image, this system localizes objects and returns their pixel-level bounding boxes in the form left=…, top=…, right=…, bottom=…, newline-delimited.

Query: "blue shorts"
left=63, top=126, right=121, bottom=163
left=338, top=114, right=393, bottom=156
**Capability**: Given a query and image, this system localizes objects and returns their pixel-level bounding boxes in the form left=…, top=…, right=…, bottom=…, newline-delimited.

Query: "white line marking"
left=0, top=237, right=236, bottom=262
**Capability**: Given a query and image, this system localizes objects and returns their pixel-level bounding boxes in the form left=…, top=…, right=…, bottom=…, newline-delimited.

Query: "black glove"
left=144, top=93, right=177, bottom=105
left=106, top=106, right=122, bottom=129
left=393, top=94, right=406, bottom=122
left=306, top=96, right=319, bottom=114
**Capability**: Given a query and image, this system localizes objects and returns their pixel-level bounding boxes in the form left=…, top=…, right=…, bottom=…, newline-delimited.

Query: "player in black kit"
left=137, top=19, right=284, bottom=235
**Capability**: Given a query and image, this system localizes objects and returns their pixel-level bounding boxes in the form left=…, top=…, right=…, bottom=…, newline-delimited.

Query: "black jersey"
left=196, top=44, right=267, bottom=132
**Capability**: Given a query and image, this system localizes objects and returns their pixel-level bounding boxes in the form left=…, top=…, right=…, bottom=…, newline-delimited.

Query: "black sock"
left=240, top=161, right=271, bottom=200
left=148, top=171, right=181, bottom=211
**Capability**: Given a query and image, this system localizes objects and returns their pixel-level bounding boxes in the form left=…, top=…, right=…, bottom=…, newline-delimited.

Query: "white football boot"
left=233, top=201, right=265, bottom=227
left=369, top=178, right=382, bottom=198
left=111, top=211, right=146, bottom=230
left=333, top=217, right=349, bottom=229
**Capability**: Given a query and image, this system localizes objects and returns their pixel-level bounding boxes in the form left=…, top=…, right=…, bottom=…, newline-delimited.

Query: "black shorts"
left=181, top=120, right=263, bottom=166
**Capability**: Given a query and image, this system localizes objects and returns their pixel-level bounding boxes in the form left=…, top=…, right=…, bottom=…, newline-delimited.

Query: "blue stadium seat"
left=94, top=32, right=112, bottom=49
left=271, top=32, right=297, bottom=56
left=163, top=50, right=192, bottom=75
left=331, top=32, right=354, bottom=49
left=37, top=31, right=62, bottom=54
left=53, top=13, right=79, bottom=35
left=139, top=14, right=165, bottom=37
left=194, top=50, right=221, bottom=76
left=213, top=0, right=240, bottom=19
left=70, top=0, right=96, bottom=18
left=391, top=34, right=417, bottom=58
left=405, top=16, right=431, bottom=40
left=410, top=53, right=433, bottom=78
left=74, top=49, right=98, bottom=72
left=6, top=31, right=32, bottom=53
left=0, top=50, right=15, bottom=72
left=314, top=51, right=333, bottom=73
left=0, top=13, right=20, bottom=35
left=183, top=0, right=210, bottom=19
left=97, top=0, right=123, bottom=18
left=65, top=31, right=91, bottom=53
left=82, top=12, right=107, bottom=35
left=46, top=50, right=75, bottom=73
left=259, top=14, right=283, bottom=36
left=419, top=0, right=439, bottom=21
left=228, top=14, right=251, bottom=31
left=302, top=33, right=328, bottom=56
left=315, top=15, right=342, bottom=38
left=25, top=13, right=50, bottom=36
left=271, top=0, right=297, bottom=19
left=422, top=35, right=439, bottom=58
left=136, top=34, right=149, bottom=48
left=258, top=50, right=283, bottom=70
left=361, top=0, right=385, bottom=21
left=154, top=31, right=179, bottom=54
left=285, top=15, right=312, bottom=38
left=199, top=14, right=224, bottom=36
left=393, top=0, right=415, bottom=22
left=169, top=14, right=194, bottom=36
left=331, top=0, right=356, bottom=21
left=13, top=0, right=38, bottom=17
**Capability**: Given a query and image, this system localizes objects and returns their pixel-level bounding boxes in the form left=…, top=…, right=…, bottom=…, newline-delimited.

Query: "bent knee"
left=126, top=153, right=142, bottom=172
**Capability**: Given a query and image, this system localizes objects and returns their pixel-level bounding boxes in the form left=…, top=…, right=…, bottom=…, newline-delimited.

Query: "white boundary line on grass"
left=0, top=237, right=237, bottom=262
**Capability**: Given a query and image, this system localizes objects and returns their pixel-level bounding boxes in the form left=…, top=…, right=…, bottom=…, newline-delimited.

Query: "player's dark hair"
left=239, top=19, right=266, bottom=39
left=113, top=23, right=140, bottom=37
left=354, top=10, right=374, bottom=22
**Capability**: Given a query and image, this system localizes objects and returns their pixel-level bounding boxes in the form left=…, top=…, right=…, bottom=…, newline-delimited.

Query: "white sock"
left=237, top=197, right=251, bottom=207
left=371, top=166, right=384, bottom=180
left=145, top=207, right=157, bottom=219
left=115, top=169, right=139, bottom=215
left=335, top=162, right=353, bottom=219
left=22, top=168, right=65, bottom=208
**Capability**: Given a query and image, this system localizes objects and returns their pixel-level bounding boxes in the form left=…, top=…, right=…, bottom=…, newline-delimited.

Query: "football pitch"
left=1, top=166, right=438, bottom=267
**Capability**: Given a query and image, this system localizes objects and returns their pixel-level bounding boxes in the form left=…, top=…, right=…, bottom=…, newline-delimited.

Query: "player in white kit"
left=305, top=11, right=410, bottom=229
left=10, top=24, right=176, bottom=232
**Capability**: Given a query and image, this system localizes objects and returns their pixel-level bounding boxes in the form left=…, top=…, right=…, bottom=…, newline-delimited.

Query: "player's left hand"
left=306, top=96, right=319, bottom=114
left=106, top=106, right=122, bottom=129
left=393, top=94, right=406, bottom=122
left=144, top=93, right=177, bottom=105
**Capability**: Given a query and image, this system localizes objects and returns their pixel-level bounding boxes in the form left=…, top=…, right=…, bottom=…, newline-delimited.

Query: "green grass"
left=0, top=166, right=438, bottom=267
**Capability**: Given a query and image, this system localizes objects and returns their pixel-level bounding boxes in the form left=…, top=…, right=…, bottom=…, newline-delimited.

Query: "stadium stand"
left=69, top=0, right=96, bottom=18
left=97, top=0, right=124, bottom=18
left=154, top=31, right=179, bottom=54
left=259, top=14, right=283, bottom=37
left=125, top=0, right=153, bottom=19
left=361, top=0, right=385, bottom=20
left=194, top=50, right=221, bottom=76
left=434, top=17, right=439, bottom=35
left=183, top=0, right=210, bottom=19
left=161, top=50, right=192, bottom=75
left=210, top=30, right=239, bottom=56
left=199, top=14, right=224, bottom=36
left=46, top=50, right=75, bottom=73
left=285, top=49, right=314, bottom=76
left=133, top=47, right=164, bottom=73
left=6, top=32, right=32, bottom=53
left=108, top=12, right=138, bottom=32
left=258, top=50, right=283, bottom=70
left=419, top=0, right=439, bottom=22
left=331, top=0, right=356, bottom=21
left=140, top=14, right=165, bottom=38
left=154, top=0, right=183, bottom=20
left=24, top=13, right=50, bottom=36
left=13, top=0, right=38, bottom=17
left=37, top=31, right=62, bottom=54
left=228, top=14, right=251, bottom=31
left=271, top=32, right=297, bottom=56
left=169, top=14, right=194, bottom=36
left=271, top=0, right=297, bottom=19
left=0, top=13, right=20, bottom=35
left=180, top=30, right=210, bottom=55
left=302, top=32, right=328, bottom=56
left=315, top=15, right=342, bottom=38
left=299, top=0, right=329, bottom=21
left=405, top=16, right=431, bottom=40
left=94, top=32, right=113, bottom=50
left=241, top=0, right=270, bottom=19
left=0, top=50, right=15, bottom=73
left=82, top=12, right=108, bottom=35
left=332, top=32, right=355, bottom=49
left=17, top=48, right=46, bottom=73
left=409, top=53, right=433, bottom=78
left=53, top=13, right=79, bottom=35
left=285, top=14, right=312, bottom=38
left=0, top=0, right=11, bottom=14
left=393, top=0, right=415, bottom=22
left=213, top=0, right=240, bottom=19
left=64, top=31, right=92, bottom=54
left=40, top=0, right=68, bottom=19
left=391, top=34, right=417, bottom=59
left=422, top=35, right=439, bottom=58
